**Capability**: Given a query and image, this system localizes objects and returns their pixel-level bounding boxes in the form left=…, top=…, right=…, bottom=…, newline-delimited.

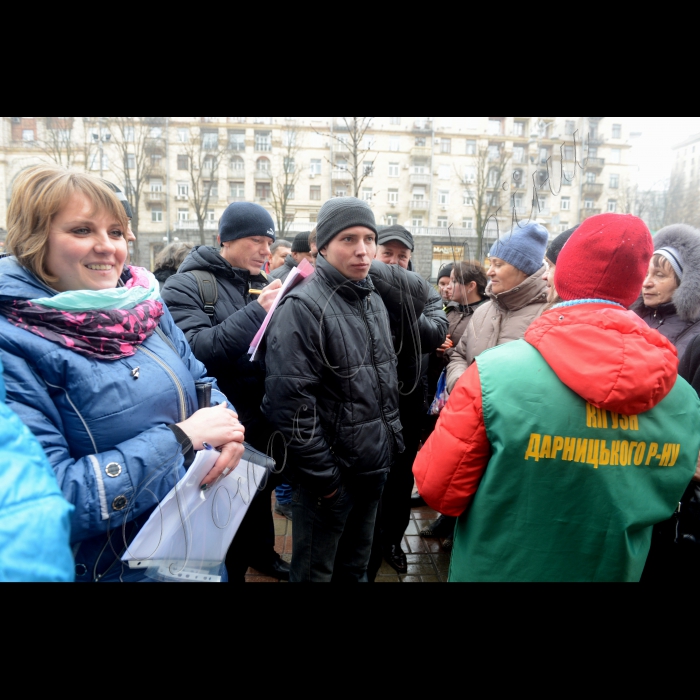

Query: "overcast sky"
left=628, top=117, right=700, bottom=189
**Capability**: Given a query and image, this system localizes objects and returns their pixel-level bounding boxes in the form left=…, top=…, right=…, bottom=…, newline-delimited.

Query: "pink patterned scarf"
left=0, top=268, right=164, bottom=361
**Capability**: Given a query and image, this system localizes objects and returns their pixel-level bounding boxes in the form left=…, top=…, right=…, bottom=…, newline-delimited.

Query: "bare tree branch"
left=269, top=125, right=305, bottom=236
left=35, top=117, right=89, bottom=169
left=105, top=117, right=161, bottom=266
left=182, top=127, right=227, bottom=246
left=457, top=143, right=511, bottom=260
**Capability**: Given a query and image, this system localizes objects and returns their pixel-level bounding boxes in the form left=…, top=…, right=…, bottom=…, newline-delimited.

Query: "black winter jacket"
left=392, top=285, right=447, bottom=412
left=161, top=246, right=271, bottom=448
left=676, top=336, right=700, bottom=538
left=270, top=255, right=297, bottom=283
left=262, top=256, right=430, bottom=495
left=634, top=300, right=700, bottom=362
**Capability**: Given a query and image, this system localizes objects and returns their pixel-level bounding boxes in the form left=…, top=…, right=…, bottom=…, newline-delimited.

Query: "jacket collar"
left=0, top=256, right=57, bottom=302
left=487, top=266, right=548, bottom=312
left=446, top=298, right=487, bottom=314
left=647, top=301, right=677, bottom=319
left=178, top=246, right=267, bottom=286
left=285, top=254, right=299, bottom=269
left=316, top=254, right=374, bottom=302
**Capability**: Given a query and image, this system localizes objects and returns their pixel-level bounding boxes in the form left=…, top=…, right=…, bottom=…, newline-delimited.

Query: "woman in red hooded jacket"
left=414, top=214, right=700, bottom=583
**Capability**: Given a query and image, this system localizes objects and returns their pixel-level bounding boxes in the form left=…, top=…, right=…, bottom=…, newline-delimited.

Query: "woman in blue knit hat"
left=446, top=222, right=549, bottom=392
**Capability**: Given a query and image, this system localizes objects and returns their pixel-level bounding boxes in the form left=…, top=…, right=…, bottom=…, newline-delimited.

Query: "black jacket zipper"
left=359, top=294, right=393, bottom=447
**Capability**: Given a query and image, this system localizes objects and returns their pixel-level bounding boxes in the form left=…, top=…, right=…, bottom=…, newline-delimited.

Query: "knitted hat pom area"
left=315, top=197, right=378, bottom=252
left=555, top=213, right=654, bottom=310
left=489, top=221, right=549, bottom=277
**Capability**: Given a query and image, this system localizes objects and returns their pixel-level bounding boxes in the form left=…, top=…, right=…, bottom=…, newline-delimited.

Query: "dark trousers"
left=641, top=518, right=700, bottom=583
left=225, top=474, right=277, bottom=583
left=290, top=474, right=388, bottom=583
left=368, top=410, right=423, bottom=581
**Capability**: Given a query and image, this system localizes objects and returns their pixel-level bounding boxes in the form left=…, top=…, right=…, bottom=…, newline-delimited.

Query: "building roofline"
left=673, top=132, right=700, bottom=150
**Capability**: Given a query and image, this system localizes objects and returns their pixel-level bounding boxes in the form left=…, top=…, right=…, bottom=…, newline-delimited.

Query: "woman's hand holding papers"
left=177, top=403, right=246, bottom=486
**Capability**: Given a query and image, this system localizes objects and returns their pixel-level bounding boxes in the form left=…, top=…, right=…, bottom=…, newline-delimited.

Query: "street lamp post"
left=92, top=126, right=111, bottom=178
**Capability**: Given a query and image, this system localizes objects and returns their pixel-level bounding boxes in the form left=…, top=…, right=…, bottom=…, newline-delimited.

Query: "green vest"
left=451, top=340, right=700, bottom=583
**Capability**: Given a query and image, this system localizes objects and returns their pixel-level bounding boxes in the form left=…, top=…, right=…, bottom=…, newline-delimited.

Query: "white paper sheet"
left=122, top=447, right=268, bottom=582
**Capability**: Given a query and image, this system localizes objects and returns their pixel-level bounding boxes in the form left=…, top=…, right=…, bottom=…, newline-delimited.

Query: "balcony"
left=410, top=173, right=432, bottom=186
left=582, top=182, right=604, bottom=198
left=175, top=220, right=218, bottom=232
left=332, top=169, right=352, bottom=182
left=585, top=157, right=605, bottom=172
left=580, top=208, right=602, bottom=220
left=411, top=146, right=432, bottom=159
left=410, top=199, right=429, bottom=212
left=146, top=191, right=164, bottom=204
left=255, top=169, right=272, bottom=180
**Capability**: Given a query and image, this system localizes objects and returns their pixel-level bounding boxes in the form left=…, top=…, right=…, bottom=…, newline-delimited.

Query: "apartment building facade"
left=0, top=117, right=635, bottom=279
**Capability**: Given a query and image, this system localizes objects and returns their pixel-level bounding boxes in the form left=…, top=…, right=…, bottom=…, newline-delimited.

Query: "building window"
left=389, top=163, right=399, bottom=178
left=608, top=200, right=618, bottom=213
left=610, top=174, right=620, bottom=189
left=152, top=206, right=163, bottom=223
left=229, top=182, right=245, bottom=200
left=310, top=186, right=321, bottom=201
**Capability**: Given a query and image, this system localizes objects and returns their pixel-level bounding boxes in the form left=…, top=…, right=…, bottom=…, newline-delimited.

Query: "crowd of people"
left=0, top=163, right=699, bottom=583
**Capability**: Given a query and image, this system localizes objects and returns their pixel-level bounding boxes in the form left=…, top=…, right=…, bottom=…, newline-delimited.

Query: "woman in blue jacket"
left=0, top=166, right=246, bottom=583
left=0, top=358, right=74, bottom=582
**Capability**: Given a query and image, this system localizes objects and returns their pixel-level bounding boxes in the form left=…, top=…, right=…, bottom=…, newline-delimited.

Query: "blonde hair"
left=5, top=165, right=130, bottom=287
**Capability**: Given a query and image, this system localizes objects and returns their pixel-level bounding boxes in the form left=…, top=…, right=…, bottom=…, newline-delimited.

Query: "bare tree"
left=616, top=179, right=638, bottom=215
left=458, top=144, right=512, bottom=260
left=35, top=117, right=90, bottom=169
left=666, top=171, right=700, bottom=227
left=323, top=117, right=376, bottom=198
left=636, top=186, right=669, bottom=232
left=106, top=117, right=162, bottom=266
left=269, top=125, right=304, bottom=237
left=181, top=127, right=227, bottom=246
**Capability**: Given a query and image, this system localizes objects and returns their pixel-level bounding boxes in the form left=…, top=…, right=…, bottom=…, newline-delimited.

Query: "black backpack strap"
left=189, top=271, right=219, bottom=319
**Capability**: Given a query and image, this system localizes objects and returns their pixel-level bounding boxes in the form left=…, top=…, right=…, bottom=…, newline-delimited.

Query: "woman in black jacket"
left=633, top=224, right=700, bottom=362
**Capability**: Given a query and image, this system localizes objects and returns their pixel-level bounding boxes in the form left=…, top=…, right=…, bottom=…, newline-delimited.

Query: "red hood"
left=525, top=304, right=678, bottom=415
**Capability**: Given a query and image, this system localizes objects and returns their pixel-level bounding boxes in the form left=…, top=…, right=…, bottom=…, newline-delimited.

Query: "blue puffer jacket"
left=0, top=358, right=74, bottom=582
left=0, top=257, right=228, bottom=583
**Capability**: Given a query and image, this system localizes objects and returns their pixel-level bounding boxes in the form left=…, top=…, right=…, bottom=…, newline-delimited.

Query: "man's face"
left=376, top=241, right=411, bottom=270
left=270, top=246, right=291, bottom=271
left=322, top=226, right=377, bottom=281
left=438, top=277, right=452, bottom=302
left=221, top=236, right=272, bottom=275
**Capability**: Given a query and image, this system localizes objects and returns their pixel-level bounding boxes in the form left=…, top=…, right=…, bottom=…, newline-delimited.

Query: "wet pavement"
left=245, top=497, right=451, bottom=583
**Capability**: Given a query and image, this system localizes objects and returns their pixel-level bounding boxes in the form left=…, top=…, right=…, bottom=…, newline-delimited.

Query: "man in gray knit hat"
left=262, top=198, right=432, bottom=582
